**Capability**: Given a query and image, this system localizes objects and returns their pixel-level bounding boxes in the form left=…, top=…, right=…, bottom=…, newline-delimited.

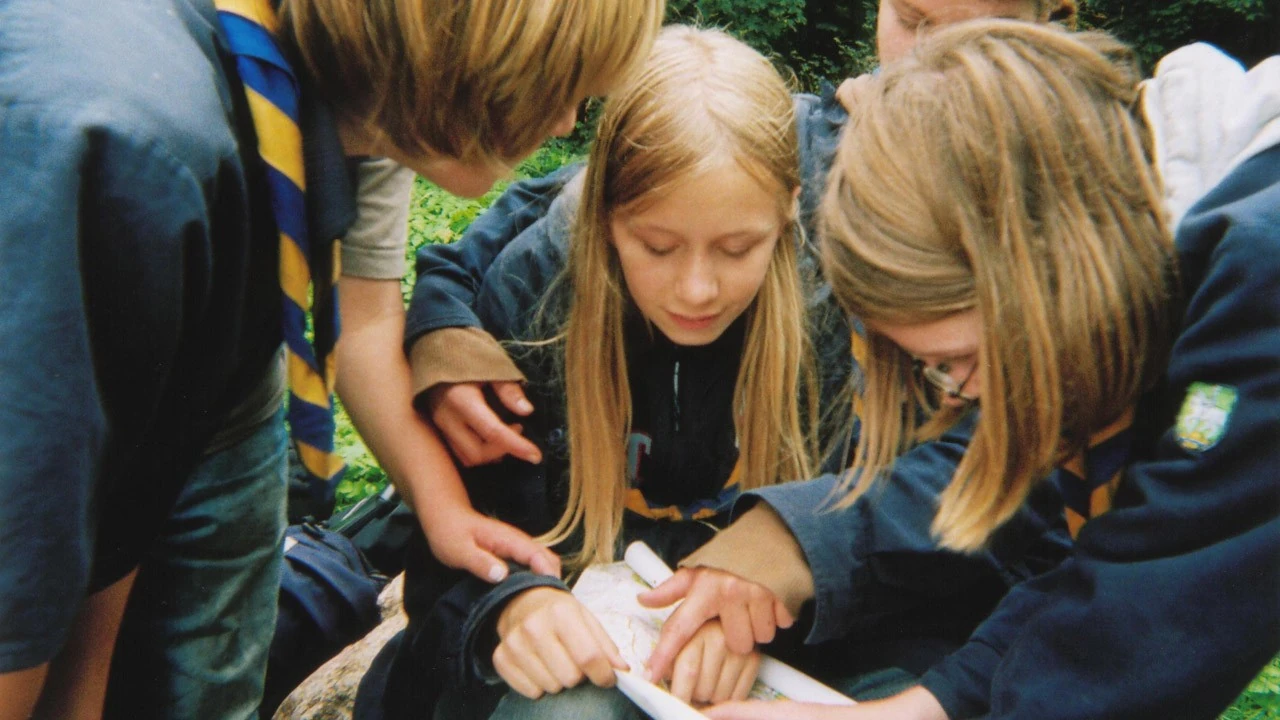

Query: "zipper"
left=672, top=359, right=681, bottom=433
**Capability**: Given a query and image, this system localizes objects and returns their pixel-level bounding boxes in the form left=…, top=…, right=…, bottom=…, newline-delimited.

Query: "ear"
left=790, top=186, right=802, bottom=221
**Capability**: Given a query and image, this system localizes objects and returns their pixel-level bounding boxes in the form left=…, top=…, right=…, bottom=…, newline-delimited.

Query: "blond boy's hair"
left=822, top=21, right=1177, bottom=551
left=279, top=0, right=664, bottom=166
left=540, top=26, right=821, bottom=568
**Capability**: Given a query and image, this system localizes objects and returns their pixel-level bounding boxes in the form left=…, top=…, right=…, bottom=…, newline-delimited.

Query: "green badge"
left=1175, top=382, right=1238, bottom=452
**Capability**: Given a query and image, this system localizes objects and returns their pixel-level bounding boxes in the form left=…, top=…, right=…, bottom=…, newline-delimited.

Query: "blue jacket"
left=390, top=97, right=861, bottom=712
left=756, top=143, right=1280, bottom=719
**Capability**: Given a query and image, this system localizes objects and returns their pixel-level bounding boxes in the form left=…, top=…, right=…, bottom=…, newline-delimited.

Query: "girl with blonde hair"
left=645, top=20, right=1280, bottom=720
left=373, top=25, right=856, bottom=719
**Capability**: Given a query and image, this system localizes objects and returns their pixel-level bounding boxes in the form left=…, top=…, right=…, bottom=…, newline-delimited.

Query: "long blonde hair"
left=541, top=26, right=820, bottom=568
left=279, top=0, right=663, bottom=167
left=822, top=21, right=1178, bottom=551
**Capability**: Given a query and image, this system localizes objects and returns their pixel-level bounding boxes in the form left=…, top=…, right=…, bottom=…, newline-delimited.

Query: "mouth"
left=667, top=311, right=720, bottom=331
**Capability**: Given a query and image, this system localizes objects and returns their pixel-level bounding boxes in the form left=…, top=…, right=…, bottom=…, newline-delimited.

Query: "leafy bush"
left=1221, top=656, right=1280, bottom=720
left=1079, top=0, right=1277, bottom=70
left=661, top=0, right=1275, bottom=93
left=666, top=0, right=878, bottom=91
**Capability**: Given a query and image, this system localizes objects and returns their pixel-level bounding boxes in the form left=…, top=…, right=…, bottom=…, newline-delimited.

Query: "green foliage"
left=1222, top=657, right=1280, bottom=720
left=665, top=0, right=879, bottom=91
left=1079, top=0, right=1278, bottom=70
left=667, top=0, right=807, bottom=48
left=332, top=400, right=386, bottom=509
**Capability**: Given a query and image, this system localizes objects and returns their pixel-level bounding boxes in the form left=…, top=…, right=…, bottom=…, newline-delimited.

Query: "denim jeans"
left=104, top=409, right=288, bottom=720
left=487, top=684, right=645, bottom=720
left=429, top=683, right=645, bottom=720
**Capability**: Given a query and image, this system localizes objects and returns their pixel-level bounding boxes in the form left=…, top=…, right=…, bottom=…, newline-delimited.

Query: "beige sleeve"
left=408, top=327, right=526, bottom=400
left=679, top=504, right=816, bottom=617
left=341, top=157, right=416, bottom=280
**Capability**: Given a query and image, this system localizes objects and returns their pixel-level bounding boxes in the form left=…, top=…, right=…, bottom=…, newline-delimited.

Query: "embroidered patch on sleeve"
left=1175, top=382, right=1238, bottom=452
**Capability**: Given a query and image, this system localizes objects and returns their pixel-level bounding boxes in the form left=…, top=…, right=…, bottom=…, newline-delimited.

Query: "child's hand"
left=639, top=567, right=793, bottom=684
left=423, top=507, right=560, bottom=582
left=668, top=620, right=761, bottom=705
left=427, top=381, right=542, bottom=466
left=493, top=587, right=629, bottom=699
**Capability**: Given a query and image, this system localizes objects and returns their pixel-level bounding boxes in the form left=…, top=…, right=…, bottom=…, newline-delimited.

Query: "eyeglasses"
left=913, top=359, right=978, bottom=403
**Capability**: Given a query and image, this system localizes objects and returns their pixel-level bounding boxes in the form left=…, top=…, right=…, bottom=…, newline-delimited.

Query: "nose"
left=550, top=106, right=578, bottom=137
left=675, top=256, right=717, bottom=308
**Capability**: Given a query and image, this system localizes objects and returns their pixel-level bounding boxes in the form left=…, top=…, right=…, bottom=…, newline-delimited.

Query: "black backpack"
left=259, top=522, right=389, bottom=718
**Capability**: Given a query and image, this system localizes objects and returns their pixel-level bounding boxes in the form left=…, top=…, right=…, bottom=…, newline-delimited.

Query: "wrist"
left=496, top=586, right=567, bottom=638
left=893, top=686, right=949, bottom=720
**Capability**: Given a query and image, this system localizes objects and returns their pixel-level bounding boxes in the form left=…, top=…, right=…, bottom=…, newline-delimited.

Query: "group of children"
left=1, top=0, right=1276, bottom=719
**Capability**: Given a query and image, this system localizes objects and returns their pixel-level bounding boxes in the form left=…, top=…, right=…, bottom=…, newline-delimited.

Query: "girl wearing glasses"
left=644, top=20, right=1280, bottom=720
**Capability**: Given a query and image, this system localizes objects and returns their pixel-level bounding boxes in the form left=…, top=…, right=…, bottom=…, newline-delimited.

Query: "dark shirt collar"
left=297, top=78, right=357, bottom=243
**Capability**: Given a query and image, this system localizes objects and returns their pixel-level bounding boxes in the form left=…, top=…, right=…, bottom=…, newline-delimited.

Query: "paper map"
left=569, top=542, right=855, bottom=718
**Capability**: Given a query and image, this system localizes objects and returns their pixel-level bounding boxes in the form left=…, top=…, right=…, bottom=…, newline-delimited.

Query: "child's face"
left=348, top=105, right=580, bottom=199
left=868, top=310, right=984, bottom=407
left=608, top=163, right=790, bottom=347
left=876, top=0, right=1039, bottom=63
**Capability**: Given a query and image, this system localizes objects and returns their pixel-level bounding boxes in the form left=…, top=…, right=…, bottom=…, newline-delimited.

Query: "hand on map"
left=668, top=619, right=761, bottom=705
left=705, top=687, right=949, bottom=720
left=495, top=587, right=629, bottom=699
left=427, top=380, right=542, bottom=466
left=640, top=567, right=793, bottom=683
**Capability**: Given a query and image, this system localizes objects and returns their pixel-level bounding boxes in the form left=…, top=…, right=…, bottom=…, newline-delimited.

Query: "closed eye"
left=719, top=235, right=772, bottom=259
left=642, top=241, right=676, bottom=257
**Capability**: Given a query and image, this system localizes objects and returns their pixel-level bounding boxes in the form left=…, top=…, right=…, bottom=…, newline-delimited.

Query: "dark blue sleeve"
left=793, top=88, right=847, bottom=237
left=747, top=412, right=1070, bottom=649
left=926, top=145, right=1280, bottom=720
left=0, top=111, right=209, bottom=672
left=416, top=567, right=571, bottom=686
left=416, top=218, right=579, bottom=686
left=471, top=212, right=573, bottom=347
left=404, top=163, right=583, bottom=347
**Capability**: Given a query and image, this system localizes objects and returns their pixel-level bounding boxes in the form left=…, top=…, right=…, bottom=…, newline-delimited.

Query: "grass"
left=329, top=141, right=1279, bottom=719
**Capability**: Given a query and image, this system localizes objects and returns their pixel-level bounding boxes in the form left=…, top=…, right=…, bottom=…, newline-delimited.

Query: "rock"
left=273, top=573, right=406, bottom=720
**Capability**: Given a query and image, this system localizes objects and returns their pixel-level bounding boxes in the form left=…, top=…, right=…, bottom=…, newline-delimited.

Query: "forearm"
left=680, top=504, right=816, bottom=617
left=0, top=664, right=46, bottom=720
left=336, top=277, right=472, bottom=526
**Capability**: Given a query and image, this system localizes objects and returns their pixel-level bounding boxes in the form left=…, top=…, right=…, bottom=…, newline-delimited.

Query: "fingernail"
left=488, top=565, right=507, bottom=582
left=517, top=399, right=533, bottom=413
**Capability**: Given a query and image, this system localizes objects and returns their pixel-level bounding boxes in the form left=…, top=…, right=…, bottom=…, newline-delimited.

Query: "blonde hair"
left=279, top=0, right=663, bottom=166
left=541, top=26, right=820, bottom=568
left=822, top=21, right=1177, bottom=551
left=1034, top=0, right=1078, bottom=25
